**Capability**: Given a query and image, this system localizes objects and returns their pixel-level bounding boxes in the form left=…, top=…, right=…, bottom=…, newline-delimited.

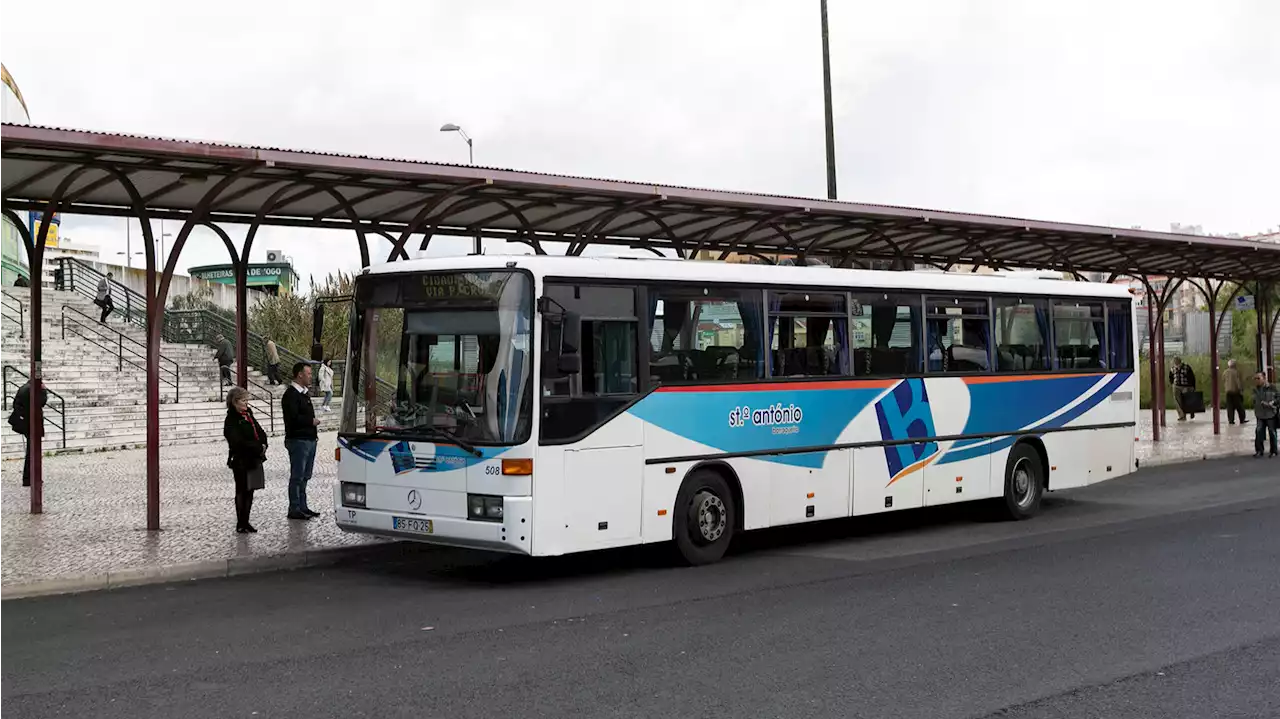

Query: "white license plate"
left=393, top=516, right=434, bottom=534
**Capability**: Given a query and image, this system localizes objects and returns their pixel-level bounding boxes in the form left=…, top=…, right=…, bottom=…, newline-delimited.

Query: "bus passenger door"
left=541, top=283, right=645, bottom=551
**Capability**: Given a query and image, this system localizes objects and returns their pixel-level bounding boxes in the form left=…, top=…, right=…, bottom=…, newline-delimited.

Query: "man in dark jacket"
left=1253, top=373, right=1278, bottom=458
left=214, top=334, right=234, bottom=383
left=282, top=361, right=320, bottom=519
left=8, top=380, right=48, bottom=487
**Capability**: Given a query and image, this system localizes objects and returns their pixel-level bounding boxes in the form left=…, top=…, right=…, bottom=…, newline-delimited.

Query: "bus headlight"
left=467, top=494, right=503, bottom=522
left=341, top=482, right=367, bottom=508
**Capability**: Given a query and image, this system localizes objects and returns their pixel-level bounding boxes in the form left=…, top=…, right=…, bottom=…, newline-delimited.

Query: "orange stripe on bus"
left=963, top=373, right=1107, bottom=385
left=657, top=379, right=897, bottom=393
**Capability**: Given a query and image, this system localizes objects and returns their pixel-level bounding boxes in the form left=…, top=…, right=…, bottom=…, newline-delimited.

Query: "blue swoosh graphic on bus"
left=936, top=372, right=1130, bottom=465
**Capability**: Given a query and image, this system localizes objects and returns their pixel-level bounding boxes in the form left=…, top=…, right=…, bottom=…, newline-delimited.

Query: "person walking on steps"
left=265, top=339, right=281, bottom=385
left=1168, top=356, right=1197, bottom=421
left=319, top=358, right=334, bottom=412
left=1223, top=358, right=1248, bottom=425
left=94, top=272, right=115, bottom=323
left=214, top=334, right=234, bottom=384
left=1253, top=373, right=1278, bottom=458
left=7, top=380, right=48, bottom=487
left=282, top=362, right=321, bottom=520
left=224, top=387, right=267, bottom=533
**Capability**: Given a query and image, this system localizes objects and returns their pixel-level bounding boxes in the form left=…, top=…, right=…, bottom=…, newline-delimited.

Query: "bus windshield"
left=341, top=270, right=534, bottom=445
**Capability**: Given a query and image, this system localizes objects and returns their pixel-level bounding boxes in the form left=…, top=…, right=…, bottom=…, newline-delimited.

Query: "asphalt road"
left=4, top=458, right=1279, bottom=719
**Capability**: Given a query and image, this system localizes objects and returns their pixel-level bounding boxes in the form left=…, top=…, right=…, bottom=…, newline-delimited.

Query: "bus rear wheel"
left=999, top=443, right=1044, bottom=520
left=673, top=470, right=736, bottom=565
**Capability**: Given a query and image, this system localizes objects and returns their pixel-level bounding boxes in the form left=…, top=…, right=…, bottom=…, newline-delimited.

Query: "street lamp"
left=439, top=123, right=474, bottom=164
left=440, top=123, right=480, bottom=255
left=819, top=0, right=837, bottom=201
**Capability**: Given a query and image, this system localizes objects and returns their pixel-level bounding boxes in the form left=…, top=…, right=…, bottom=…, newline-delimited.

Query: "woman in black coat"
left=224, top=387, right=268, bottom=533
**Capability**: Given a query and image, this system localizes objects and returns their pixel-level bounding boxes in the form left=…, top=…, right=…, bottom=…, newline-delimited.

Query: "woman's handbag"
left=246, top=463, right=266, bottom=490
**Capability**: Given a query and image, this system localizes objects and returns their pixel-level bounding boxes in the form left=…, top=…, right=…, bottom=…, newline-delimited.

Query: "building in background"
left=188, top=255, right=297, bottom=296
left=1, top=63, right=31, bottom=286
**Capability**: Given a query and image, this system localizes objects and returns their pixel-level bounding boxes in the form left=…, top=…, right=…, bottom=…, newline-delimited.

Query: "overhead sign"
left=1235, top=295, right=1255, bottom=311
left=27, top=211, right=60, bottom=247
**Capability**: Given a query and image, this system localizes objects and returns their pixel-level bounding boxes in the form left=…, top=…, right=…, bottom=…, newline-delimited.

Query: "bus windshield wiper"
left=420, top=426, right=483, bottom=457
left=371, top=425, right=483, bottom=457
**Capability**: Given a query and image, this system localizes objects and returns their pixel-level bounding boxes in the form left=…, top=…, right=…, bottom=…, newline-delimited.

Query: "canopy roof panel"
left=3, top=123, right=1277, bottom=280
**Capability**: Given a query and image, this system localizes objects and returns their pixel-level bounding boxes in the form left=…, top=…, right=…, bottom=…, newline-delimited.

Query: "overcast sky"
left=3, top=0, right=1277, bottom=285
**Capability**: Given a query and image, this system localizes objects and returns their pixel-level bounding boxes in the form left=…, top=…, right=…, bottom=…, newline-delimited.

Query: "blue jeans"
left=322, top=390, right=333, bottom=408
left=285, top=438, right=317, bottom=513
left=1256, top=418, right=1278, bottom=456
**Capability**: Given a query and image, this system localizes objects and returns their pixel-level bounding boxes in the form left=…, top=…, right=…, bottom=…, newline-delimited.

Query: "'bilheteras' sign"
left=192, top=266, right=286, bottom=281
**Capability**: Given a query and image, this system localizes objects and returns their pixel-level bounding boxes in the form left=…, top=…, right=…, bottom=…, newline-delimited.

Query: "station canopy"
left=4, top=123, right=1279, bottom=281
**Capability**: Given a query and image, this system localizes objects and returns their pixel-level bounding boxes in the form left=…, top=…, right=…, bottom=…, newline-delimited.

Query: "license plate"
left=393, top=516, right=433, bottom=534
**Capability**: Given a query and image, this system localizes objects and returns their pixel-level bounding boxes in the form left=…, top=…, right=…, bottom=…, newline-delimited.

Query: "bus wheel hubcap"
left=1012, top=459, right=1035, bottom=507
left=694, top=492, right=727, bottom=543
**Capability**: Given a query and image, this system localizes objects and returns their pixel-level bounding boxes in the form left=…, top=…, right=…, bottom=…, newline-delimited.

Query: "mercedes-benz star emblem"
left=407, top=489, right=422, bottom=511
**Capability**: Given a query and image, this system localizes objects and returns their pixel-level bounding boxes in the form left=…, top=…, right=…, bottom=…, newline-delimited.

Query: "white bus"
left=335, top=255, right=1138, bottom=564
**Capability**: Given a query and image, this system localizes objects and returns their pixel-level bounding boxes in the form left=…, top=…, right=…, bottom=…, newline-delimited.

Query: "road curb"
left=0, top=541, right=394, bottom=601
left=1137, top=447, right=1253, bottom=468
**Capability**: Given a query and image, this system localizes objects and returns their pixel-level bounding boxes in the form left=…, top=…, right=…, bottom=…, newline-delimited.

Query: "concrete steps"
left=1, top=283, right=346, bottom=459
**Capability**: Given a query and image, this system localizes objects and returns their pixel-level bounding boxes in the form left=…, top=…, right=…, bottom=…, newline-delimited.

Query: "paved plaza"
left=0, top=414, right=1263, bottom=598
left=1, top=431, right=382, bottom=597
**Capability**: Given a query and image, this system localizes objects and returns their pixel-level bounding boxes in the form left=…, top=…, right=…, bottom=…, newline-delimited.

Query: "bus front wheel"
left=999, top=443, right=1045, bottom=520
left=673, top=470, right=737, bottom=565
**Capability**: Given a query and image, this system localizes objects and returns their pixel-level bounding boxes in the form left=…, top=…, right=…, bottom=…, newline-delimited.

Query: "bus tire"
left=673, top=470, right=736, bottom=565
left=999, top=442, right=1044, bottom=520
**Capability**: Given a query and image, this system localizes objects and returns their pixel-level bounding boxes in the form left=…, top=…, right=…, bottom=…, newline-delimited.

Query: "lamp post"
left=440, top=123, right=474, bottom=164
left=440, top=123, right=480, bottom=254
left=820, top=0, right=837, bottom=201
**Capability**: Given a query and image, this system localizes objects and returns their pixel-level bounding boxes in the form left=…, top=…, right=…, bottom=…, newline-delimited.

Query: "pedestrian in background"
left=1253, top=372, right=1278, bottom=458
left=7, top=380, right=48, bottom=487
left=1168, top=356, right=1197, bottom=421
left=214, top=334, right=234, bottom=384
left=282, top=361, right=320, bottom=520
left=1223, top=358, right=1247, bottom=425
left=319, top=358, right=334, bottom=412
left=224, top=387, right=267, bottom=533
left=94, top=272, right=115, bottom=323
left=265, top=339, right=282, bottom=385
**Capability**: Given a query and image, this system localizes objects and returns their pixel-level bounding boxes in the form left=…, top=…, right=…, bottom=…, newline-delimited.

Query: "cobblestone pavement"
left=1, top=432, right=379, bottom=590
left=0, top=414, right=1260, bottom=593
left=1136, top=412, right=1259, bottom=466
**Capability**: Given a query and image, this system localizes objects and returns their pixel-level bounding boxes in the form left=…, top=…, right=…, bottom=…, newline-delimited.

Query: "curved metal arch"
left=566, top=197, right=664, bottom=256
left=716, top=209, right=803, bottom=261
left=628, top=208, right=687, bottom=257
left=389, top=180, right=488, bottom=261
left=157, top=165, right=265, bottom=312
left=199, top=221, right=253, bottom=386
left=230, top=179, right=370, bottom=279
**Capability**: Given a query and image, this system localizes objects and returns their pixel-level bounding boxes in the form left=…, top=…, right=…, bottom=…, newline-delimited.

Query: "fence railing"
left=2, top=365, right=67, bottom=450
left=61, top=304, right=181, bottom=400
left=0, top=292, right=24, bottom=339
left=54, top=256, right=398, bottom=408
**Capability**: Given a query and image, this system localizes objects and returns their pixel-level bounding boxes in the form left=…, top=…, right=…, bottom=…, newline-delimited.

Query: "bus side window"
left=994, top=297, right=1050, bottom=372
left=1105, top=301, right=1134, bottom=370
left=647, top=286, right=763, bottom=385
left=767, top=291, right=847, bottom=378
left=1052, top=301, right=1104, bottom=370
left=850, top=292, right=923, bottom=376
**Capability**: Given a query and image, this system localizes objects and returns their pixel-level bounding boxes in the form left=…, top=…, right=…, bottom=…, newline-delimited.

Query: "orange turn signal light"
left=335, top=447, right=341, bottom=462
left=502, top=458, right=533, bottom=476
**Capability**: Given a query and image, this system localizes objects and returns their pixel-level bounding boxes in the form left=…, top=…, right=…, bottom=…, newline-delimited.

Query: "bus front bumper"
left=333, top=492, right=533, bottom=555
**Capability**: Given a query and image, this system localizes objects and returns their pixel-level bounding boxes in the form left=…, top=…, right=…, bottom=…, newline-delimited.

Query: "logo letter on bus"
left=875, top=379, right=939, bottom=485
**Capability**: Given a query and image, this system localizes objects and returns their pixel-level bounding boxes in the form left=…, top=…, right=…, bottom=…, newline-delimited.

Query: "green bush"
left=1137, top=355, right=1260, bottom=409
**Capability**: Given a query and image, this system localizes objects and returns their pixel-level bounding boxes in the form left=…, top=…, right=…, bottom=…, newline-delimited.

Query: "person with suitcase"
left=1168, top=356, right=1198, bottom=421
